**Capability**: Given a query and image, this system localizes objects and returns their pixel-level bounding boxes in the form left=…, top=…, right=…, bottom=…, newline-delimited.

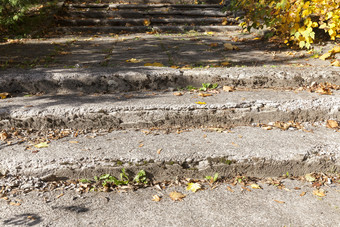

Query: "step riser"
left=57, top=18, right=236, bottom=26
left=69, top=0, right=223, bottom=4
left=0, top=108, right=336, bottom=130
left=61, top=10, right=230, bottom=19
left=65, top=4, right=223, bottom=9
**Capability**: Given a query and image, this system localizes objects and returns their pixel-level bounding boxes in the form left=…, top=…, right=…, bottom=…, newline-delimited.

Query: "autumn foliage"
left=229, top=0, right=340, bottom=48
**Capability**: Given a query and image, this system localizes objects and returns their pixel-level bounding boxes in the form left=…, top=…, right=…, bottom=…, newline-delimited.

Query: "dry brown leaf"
left=274, top=200, right=285, bottom=204
left=231, top=142, right=239, bottom=147
left=9, top=202, right=21, bottom=206
left=223, top=86, right=234, bottom=92
left=173, top=92, right=183, bottom=96
left=315, top=87, right=332, bottom=95
left=56, top=193, right=64, bottom=198
left=209, top=43, right=218, bottom=47
left=262, top=126, right=273, bottom=130
left=139, top=143, right=144, bottom=147
left=152, top=195, right=161, bottom=202
left=241, top=186, right=251, bottom=192
left=157, top=148, right=162, bottom=154
left=169, top=191, right=186, bottom=201
left=221, top=61, right=230, bottom=66
left=224, top=43, right=239, bottom=50
left=0, top=132, right=9, bottom=141
left=198, top=93, right=212, bottom=97
left=326, top=120, right=339, bottom=129
left=300, top=191, right=306, bottom=197
left=69, top=141, right=79, bottom=144
left=226, top=186, right=234, bottom=192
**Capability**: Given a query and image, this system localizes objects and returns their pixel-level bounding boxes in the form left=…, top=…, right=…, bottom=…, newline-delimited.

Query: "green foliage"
left=199, top=83, right=218, bottom=91
left=229, top=0, right=340, bottom=49
left=133, top=170, right=148, bottom=184
left=205, top=173, right=219, bottom=182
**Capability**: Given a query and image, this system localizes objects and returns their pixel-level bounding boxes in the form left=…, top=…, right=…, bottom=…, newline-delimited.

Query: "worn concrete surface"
left=1, top=90, right=340, bottom=130
left=0, top=179, right=339, bottom=226
left=0, top=126, right=339, bottom=180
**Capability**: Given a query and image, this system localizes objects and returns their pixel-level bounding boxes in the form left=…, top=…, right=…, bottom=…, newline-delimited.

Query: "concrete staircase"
left=55, top=0, right=237, bottom=35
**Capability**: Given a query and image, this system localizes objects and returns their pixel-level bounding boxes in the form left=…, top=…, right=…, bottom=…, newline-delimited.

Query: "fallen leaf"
left=315, top=87, right=332, bottom=95
left=326, top=120, right=339, bottom=129
left=262, top=126, right=272, bottom=130
left=152, top=195, right=161, bottom=202
left=253, top=37, right=261, bottom=40
left=250, top=184, right=261, bottom=189
left=9, top=202, right=21, bottom=206
left=0, top=92, right=10, bottom=99
left=126, top=58, right=142, bottom=63
left=205, top=32, right=215, bottom=35
left=305, top=173, right=316, bottom=182
left=0, top=132, right=8, bottom=141
left=144, top=62, right=164, bottom=67
left=231, top=142, right=238, bottom=147
left=143, top=19, right=151, bottom=26
left=313, top=189, right=326, bottom=197
left=330, top=46, right=340, bottom=54
left=56, top=193, right=64, bottom=198
left=198, top=93, right=212, bottom=97
left=69, top=141, right=79, bottom=144
left=187, top=182, right=201, bottom=192
left=223, top=86, right=234, bottom=92
left=221, top=61, right=230, bottom=66
left=139, top=143, right=144, bottom=147
left=331, top=60, right=340, bottom=67
left=34, top=142, right=49, bottom=148
left=300, top=191, right=306, bottom=197
left=224, top=43, right=239, bottom=50
left=319, top=52, right=332, bottom=60
left=173, top=92, right=183, bottom=96
left=274, top=200, right=285, bottom=204
left=157, top=148, right=162, bottom=154
left=226, top=186, right=234, bottom=192
left=241, top=186, right=251, bottom=192
left=169, top=191, right=186, bottom=201
left=209, top=43, right=218, bottom=47
left=195, top=101, right=206, bottom=105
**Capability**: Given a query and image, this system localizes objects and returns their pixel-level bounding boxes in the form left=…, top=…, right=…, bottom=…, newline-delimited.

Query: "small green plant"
left=205, top=173, right=219, bottom=183
left=95, top=168, right=129, bottom=187
left=133, top=170, right=148, bottom=184
left=199, top=83, right=218, bottom=91
left=79, top=179, right=91, bottom=183
left=186, top=85, right=197, bottom=91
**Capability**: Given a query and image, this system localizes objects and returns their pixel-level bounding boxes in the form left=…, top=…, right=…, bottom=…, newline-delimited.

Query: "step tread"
left=1, top=125, right=339, bottom=178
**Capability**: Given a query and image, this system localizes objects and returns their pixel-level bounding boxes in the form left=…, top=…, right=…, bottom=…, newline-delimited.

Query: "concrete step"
left=1, top=90, right=340, bottom=130
left=55, top=25, right=239, bottom=34
left=60, top=9, right=231, bottom=19
left=68, top=0, right=223, bottom=4
left=57, top=18, right=236, bottom=27
left=1, top=67, right=339, bottom=95
left=0, top=125, right=339, bottom=180
left=64, top=3, right=224, bottom=9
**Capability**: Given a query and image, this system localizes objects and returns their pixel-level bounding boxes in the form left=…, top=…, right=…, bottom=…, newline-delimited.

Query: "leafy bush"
left=229, top=0, right=340, bottom=48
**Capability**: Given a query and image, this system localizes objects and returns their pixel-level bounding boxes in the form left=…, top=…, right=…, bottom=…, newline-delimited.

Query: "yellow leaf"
left=250, top=184, right=262, bottom=189
left=205, top=32, right=215, bottom=35
left=315, top=87, right=332, bottom=95
left=331, top=60, right=340, bottom=67
left=0, top=92, right=10, bottom=99
left=143, top=19, right=151, bottom=26
left=224, top=43, right=239, bottom=50
left=319, top=53, right=332, bottom=60
left=152, top=195, right=161, bottom=202
left=253, top=37, right=261, bottom=40
left=34, top=142, right=49, bottom=148
left=186, top=182, right=201, bottom=192
left=195, top=101, right=206, bottom=105
left=223, top=86, right=234, bottom=92
left=305, top=173, right=316, bottom=182
left=330, top=46, right=340, bottom=54
left=169, top=191, right=186, bottom=201
left=144, top=62, right=164, bottom=67
left=326, top=120, right=339, bottom=129
left=126, top=58, right=142, bottom=63
left=221, top=61, right=230, bottom=66
left=313, top=189, right=326, bottom=197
